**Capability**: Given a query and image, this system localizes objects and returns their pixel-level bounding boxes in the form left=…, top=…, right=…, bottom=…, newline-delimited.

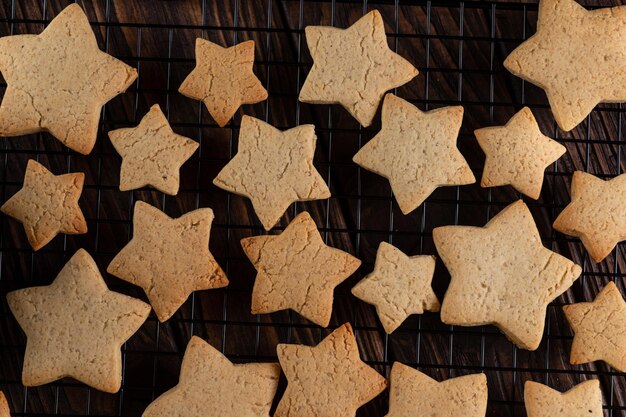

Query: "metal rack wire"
left=0, top=0, right=624, bottom=416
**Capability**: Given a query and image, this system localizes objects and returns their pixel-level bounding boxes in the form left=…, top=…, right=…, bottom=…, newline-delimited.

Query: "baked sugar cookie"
left=275, top=323, right=387, bottom=417
left=1, top=159, right=87, bottom=250
left=0, top=392, right=9, bottom=417
left=434, top=200, right=582, bottom=350
left=386, top=363, right=487, bottom=417
left=241, top=212, right=360, bottom=327
left=553, top=171, right=626, bottom=262
left=351, top=242, right=439, bottom=334
left=525, top=380, right=603, bottom=417
left=107, top=201, right=228, bottom=322
left=0, top=4, right=137, bottom=154
left=504, top=0, right=626, bottom=131
left=214, top=116, right=330, bottom=230
left=353, top=94, right=475, bottom=214
left=563, top=282, right=626, bottom=371
left=475, top=107, right=566, bottom=199
left=143, top=336, right=279, bottom=417
left=179, top=39, right=267, bottom=127
left=300, top=10, right=418, bottom=127
left=109, top=104, right=198, bottom=195
left=6, top=249, right=150, bottom=393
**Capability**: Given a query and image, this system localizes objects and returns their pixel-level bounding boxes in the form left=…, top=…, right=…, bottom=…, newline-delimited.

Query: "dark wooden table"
left=0, top=0, right=624, bottom=416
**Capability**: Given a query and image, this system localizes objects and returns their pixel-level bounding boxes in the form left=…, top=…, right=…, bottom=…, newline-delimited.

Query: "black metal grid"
left=0, top=0, right=624, bottom=416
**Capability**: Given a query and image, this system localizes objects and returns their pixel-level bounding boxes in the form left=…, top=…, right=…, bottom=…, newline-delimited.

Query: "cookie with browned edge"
left=107, top=201, right=228, bottom=322
left=0, top=4, right=137, bottom=154
left=434, top=200, right=582, bottom=350
left=142, top=336, right=279, bottom=417
left=179, top=39, right=267, bottom=127
left=7, top=249, right=150, bottom=393
left=241, top=212, right=360, bottom=327
left=275, top=323, right=387, bottom=417
left=504, top=0, right=626, bottom=131
left=299, top=10, right=418, bottom=127
left=1, top=159, right=87, bottom=250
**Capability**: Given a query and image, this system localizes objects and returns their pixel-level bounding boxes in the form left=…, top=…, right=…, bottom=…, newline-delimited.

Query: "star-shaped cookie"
left=0, top=4, right=137, bottom=154
left=275, top=323, right=387, bottom=417
left=143, top=336, right=280, bottom=417
left=213, top=116, right=330, bottom=230
left=241, top=211, right=361, bottom=327
left=353, top=94, right=475, bottom=214
left=6, top=249, right=150, bottom=393
left=108, top=104, right=198, bottom=195
left=563, top=282, right=626, bottom=371
left=504, top=0, right=626, bottom=132
left=475, top=107, right=566, bottom=199
left=433, top=200, right=582, bottom=350
left=107, top=201, right=228, bottom=322
left=524, top=380, right=603, bottom=417
left=351, top=242, right=439, bottom=334
left=553, top=171, right=626, bottom=262
left=386, top=363, right=488, bottom=417
left=179, top=38, right=267, bottom=127
left=299, top=10, right=418, bottom=127
left=1, top=159, right=87, bottom=250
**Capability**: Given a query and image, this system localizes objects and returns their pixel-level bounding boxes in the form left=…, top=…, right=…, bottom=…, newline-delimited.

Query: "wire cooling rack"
left=0, top=0, right=624, bottom=416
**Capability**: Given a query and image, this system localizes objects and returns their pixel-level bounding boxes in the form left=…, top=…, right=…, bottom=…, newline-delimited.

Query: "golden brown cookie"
left=179, top=38, right=267, bottom=127
left=353, top=94, right=475, bottom=214
left=563, top=282, right=626, bottom=371
left=386, top=363, right=488, bottom=417
left=475, top=107, right=566, bottom=199
left=241, top=211, right=360, bottom=327
left=299, top=10, right=418, bottom=127
left=107, top=201, right=228, bottom=322
left=275, top=323, right=387, bottom=417
left=504, top=0, right=626, bottom=131
left=108, top=104, right=198, bottom=195
left=351, top=242, right=439, bottom=334
left=6, top=249, right=150, bottom=393
left=0, top=392, right=9, bottom=417
left=1, top=159, right=87, bottom=250
left=433, top=200, right=582, bottom=350
left=0, top=4, right=137, bottom=154
left=214, top=116, right=330, bottom=230
left=553, top=171, right=626, bottom=262
left=525, top=380, right=603, bottom=417
left=142, top=336, right=280, bottom=417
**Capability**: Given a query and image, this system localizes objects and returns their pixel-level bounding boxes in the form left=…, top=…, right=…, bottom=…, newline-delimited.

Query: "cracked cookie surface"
left=433, top=200, right=582, bottom=350
left=276, top=323, right=387, bottom=417
left=0, top=4, right=137, bottom=154
left=563, top=282, right=626, bottom=371
left=351, top=242, right=439, bottom=334
left=143, top=336, right=279, bottom=417
left=6, top=249, right=150, bottom=393
left=353, top=94, right=475, bottom=214
left=214, top=116, right=330, bottom=230
left=299, top=10, right=418, bottom=127
left=179, top=38, right=267, bottom=127
left=241, top=212, right=360, bottom=327
left=109, top=104, right=198, bottom=195
left=386, top=363, right=487, bottom=417
left=1, top=159, right=87, bottom=250
left=504, top=0, right=626, bottom=131
left=553, top=171, right=626, bottom=263
left=107, top=201, right=228, bottom=322
left=475, top=107, right=566, bottom=199
left=525, top=380, right=603, bottom=417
